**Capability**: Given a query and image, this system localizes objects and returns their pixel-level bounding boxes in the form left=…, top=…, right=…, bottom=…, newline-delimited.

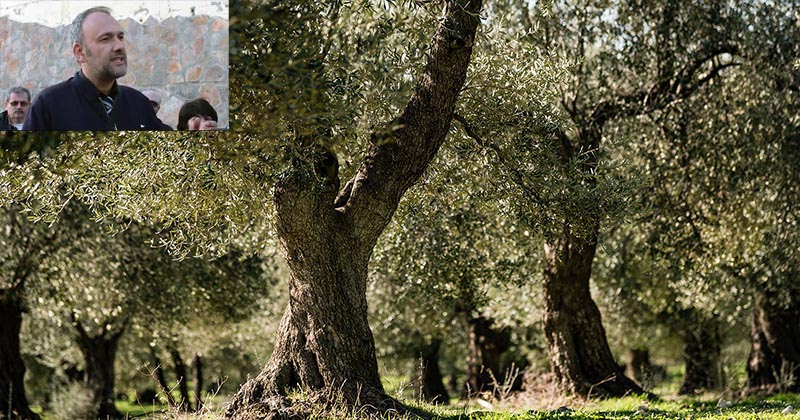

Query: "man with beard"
left=24, top=6, right=167, bottom=130
left=0, top=87, right=31, bottom=130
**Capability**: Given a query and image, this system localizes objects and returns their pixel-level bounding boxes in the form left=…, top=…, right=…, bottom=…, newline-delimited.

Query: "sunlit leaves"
left=0, top=134, right=278, bottom=258
left=369, top=133, right=543, bottom=362
left=594, top=0, right=800, bottom=347
left=230, top=0, right=433, bottom=180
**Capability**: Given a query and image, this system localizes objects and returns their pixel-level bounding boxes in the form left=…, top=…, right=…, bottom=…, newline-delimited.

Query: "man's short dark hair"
left=71, top=6, right=113, bottom=45
left=5, top=86, right=31, bottom=103
left=177, top=98, right=218, bottom=129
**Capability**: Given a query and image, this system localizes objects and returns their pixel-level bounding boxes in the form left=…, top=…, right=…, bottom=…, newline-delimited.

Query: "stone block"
left=193, top=37, right=205, bottom=56
left=211, top=18, right=226, bottom=32
left=205, top=65, right=226, bottom=81
left=155, top=26, right=177, bottom=43
left=199, top=84, right=221, bottom=107
left=174, top=83, right=200, bottom=101
left=168, top=60, right=182, bottom=74
left=186, top=65, right=203, bottom=82
left=167, top=73, right=185, bottom=84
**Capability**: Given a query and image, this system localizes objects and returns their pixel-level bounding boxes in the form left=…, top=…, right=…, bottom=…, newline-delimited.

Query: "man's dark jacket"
left=0, top=110, right=17, bottom=130
left=24, top=71, right=169, bottom=130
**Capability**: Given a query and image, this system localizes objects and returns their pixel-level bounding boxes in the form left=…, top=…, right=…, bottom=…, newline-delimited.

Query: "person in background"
left=23, top=6, right=167, bottom=130
left=1, top=87, right=32, bottom=130
left=177, top=98, right=218, bottom=130
left=142, top=89, right=162, bottom=114
left=142, top=89, right=173, bottom=129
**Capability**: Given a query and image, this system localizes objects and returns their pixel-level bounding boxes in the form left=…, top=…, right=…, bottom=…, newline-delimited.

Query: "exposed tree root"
left=226, top=375, right=428, bottom=420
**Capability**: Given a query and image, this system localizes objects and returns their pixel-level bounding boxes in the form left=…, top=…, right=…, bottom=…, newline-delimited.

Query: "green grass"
left=29, top=373, right=800, bottom=420
left=32, top=393, right=800, bottom=419
left=388, top=394, right=799, bottom=419
left=300, top=393, right=800, bottom=420
left=32, top=401, right=162, bottom=420
left=115, top=400, right=164, bottom=418
left=383, top=373, right=420, bottom=401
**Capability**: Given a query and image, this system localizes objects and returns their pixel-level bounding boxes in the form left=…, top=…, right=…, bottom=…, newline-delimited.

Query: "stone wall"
left=0, top=14, right=228, bottom=128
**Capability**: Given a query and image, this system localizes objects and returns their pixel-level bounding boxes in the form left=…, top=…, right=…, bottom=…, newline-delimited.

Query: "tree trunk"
left=542, top=231, right=646, bottom=398
left=464, top=316, right=511, bottom=398
left=225, top=1, right=482, bottom=418
left=74, top=319, right=125, bottom=420
left=169, top=348, right=192, bottom=412
left=745, top=288, right=800, bottom=394
left=149, top=348, right=170, bottom=402
left=225, top=200, right=391, bottom=416
left=193, top=354, right=204, bottom=411
left=0, top=287, right=39, bottom=420
left=626, top=348, right=664, bottom=390
left=626, top=349, right=651, bottom=386
left=679, top=315, right=723, bottom=395
left=418, top=339, right=449, bottom=405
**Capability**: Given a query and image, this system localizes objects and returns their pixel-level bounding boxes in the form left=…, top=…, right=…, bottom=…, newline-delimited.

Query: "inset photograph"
left=0, top=0, right=229, bottom=130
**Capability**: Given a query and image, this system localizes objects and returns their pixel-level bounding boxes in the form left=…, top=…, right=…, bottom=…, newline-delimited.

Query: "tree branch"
left=597, top=45, right=739, bottom=125
left=340, top=0, right=484, bottom=254
left=71, top=311, right=91, bottom=342
left=453, top=113, right=546, bottom=207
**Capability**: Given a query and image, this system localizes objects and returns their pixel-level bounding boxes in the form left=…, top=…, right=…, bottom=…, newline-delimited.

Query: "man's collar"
left=75, top=70, right=119, bottom=99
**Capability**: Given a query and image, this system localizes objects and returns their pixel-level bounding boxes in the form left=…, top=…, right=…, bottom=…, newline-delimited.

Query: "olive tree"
left=2, top=0, right=487, bottom=417
left=449, top=0, right=746, bottom=398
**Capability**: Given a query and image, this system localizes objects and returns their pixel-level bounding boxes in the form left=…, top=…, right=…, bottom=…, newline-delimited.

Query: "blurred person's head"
left=142, top=90, right=162, bottom=114
left=178, top=98, right=218, bottom=130
left=4, top=87, right=31, bottom=127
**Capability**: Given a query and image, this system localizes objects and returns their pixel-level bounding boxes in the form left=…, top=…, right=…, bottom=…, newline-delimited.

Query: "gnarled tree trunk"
left=0, top=286, right=39, bottom=420
left=74, top=319, right=126, bottom=419
left=418, top=339, right=449, bottom=405
left=745, top=289, right=800, bottom=394
left=226, top=179, right=402, bottom=414
left=225, top=182, right=398, bottom=417
left=464, top=316, right=511, bottom=398
left=542, top=230, right=645, bottom=398
left=679, top=314, right=723, bottom=395
left=225, top=1, right=483, bottom=418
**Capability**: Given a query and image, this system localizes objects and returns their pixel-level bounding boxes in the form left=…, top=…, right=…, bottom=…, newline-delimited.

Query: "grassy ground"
left=313, top=394, right=800, bottom=419
left=30, top=373, right=800, bottom=419
left=84, top=391, right=798, bottom=419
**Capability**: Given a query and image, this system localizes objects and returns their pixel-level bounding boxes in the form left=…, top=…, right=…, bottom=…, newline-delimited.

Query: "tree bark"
left=626, top=349, right=651, bottom=385
left=0, top=287, right=39, bottom=420
left=193, top=354, right=204, bottom=411
left=626, top=348, right=664, bottom=390
left=418, top=339, right=449, bottom=405
left=225, top=2, right=483, bottom=418
left=745, top=288, right=800, bottom=394
left=73, top=319, right=125, bottom=419
left=679, top=314, right=723, bottom=395
left=542, top=230, right=646, bottom=398
left=225, top=194, right=392, bottom=416
left=149, top=348, right=170, bottom=402
left=464, top=316, right=512, bottom=398
left=169, top=348, right=192, bottom=412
